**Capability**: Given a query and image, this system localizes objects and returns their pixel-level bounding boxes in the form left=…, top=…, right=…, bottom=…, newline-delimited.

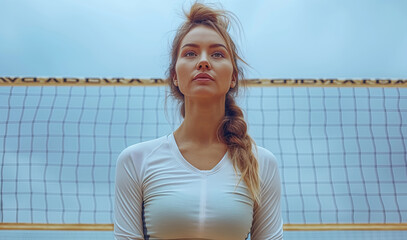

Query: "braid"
left=217, top=94, right=261, bottom=205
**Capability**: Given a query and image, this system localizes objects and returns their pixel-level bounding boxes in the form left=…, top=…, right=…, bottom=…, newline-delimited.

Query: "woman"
left=115, top=2, right=283, bottom=239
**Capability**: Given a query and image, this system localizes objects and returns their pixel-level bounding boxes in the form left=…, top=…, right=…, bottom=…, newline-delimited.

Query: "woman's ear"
left=230, top=78, right=236, bottom=88
left=173, top=75, right=178, bottom=86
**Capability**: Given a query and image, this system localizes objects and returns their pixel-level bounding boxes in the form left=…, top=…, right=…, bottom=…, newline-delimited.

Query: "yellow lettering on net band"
left=0, top=77, right=406, bottom=87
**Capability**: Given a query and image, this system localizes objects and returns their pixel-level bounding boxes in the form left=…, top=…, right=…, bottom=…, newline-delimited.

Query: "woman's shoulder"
left=117, top=135, right=169, bottom=164
left=253, top=145, right=279, bottom=174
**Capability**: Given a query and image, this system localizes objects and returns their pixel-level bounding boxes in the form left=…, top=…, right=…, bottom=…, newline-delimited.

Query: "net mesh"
left=0, top=85, right=406, bottom=225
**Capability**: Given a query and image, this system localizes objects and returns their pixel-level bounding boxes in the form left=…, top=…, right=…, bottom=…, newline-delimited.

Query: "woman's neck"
left=174, top=97, right=225, bottom=145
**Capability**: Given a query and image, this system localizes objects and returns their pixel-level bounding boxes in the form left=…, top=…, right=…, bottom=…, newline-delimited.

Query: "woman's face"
left=174, top=25, right=235, bottom=99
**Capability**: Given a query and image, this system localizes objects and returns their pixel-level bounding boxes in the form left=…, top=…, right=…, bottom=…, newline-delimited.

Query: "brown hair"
left=166, top=2, right=260, bottom=205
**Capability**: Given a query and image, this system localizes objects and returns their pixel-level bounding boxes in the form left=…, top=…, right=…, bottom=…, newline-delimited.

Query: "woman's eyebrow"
left=181, top=43, right=227, bottom=50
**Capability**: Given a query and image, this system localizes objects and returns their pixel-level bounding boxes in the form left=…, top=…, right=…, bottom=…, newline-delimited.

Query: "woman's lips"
left=193, top=77, right=213, bottom=82
left=193, top=73, right=214, bottom=81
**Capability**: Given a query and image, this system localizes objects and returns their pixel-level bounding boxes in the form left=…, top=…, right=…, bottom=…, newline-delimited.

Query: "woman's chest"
left=141, top=168, right=253, bottom=240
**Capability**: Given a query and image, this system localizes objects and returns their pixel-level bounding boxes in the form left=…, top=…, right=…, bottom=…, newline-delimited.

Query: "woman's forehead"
left=180, top=25, right=227, bottom=48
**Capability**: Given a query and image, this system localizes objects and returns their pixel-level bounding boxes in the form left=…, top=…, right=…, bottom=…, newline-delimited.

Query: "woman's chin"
left=186, top=90, right=227, bottom=99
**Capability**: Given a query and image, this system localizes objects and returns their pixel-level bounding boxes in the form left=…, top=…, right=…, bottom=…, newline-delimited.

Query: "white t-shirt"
left=114, top=133, right=283, bottom=240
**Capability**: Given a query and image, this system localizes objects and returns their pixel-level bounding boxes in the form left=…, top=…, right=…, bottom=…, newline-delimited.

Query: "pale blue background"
left=1, top=86, right=406, bottom=240
left=0, top=0, right=407, bottom=78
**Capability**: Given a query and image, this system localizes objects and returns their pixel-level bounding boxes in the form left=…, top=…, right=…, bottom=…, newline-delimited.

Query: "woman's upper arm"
left=114, top=148, right=145, bottom=240
left=250, top=151, right=284, bottom=240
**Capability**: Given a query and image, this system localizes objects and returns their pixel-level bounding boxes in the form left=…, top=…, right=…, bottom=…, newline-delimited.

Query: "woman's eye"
left=184, top=51, right=196, bottom=57
left=212, top=52, right=225, bottom=58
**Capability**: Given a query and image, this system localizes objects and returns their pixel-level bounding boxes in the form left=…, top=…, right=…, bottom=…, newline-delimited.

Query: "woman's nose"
left=197, top=55, right=211, bottom=70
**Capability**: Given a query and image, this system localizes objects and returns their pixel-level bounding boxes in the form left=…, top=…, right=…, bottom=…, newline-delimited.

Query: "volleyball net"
left=0, top=78, right=406, bottom=231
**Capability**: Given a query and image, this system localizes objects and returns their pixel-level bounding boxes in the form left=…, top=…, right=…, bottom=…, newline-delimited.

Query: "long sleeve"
left=250, top=149, right=283, bottom=240
left=114, top=147, right=145, bottom=240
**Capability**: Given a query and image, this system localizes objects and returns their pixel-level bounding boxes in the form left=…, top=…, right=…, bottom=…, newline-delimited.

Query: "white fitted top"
left=114, top=133, right=283, bottom=240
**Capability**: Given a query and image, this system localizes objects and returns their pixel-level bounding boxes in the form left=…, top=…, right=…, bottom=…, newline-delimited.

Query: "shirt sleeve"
left=250, top=150, right=284, bottom=240
left=114, top=147, right=145, bottom=240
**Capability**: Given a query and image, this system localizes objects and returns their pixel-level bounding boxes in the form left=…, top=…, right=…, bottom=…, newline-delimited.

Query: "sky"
left=1, top=0, right=407, bottom=79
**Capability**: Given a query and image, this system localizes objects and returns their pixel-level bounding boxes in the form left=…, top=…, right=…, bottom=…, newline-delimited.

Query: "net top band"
left=1, top=77, right=407, bottom=87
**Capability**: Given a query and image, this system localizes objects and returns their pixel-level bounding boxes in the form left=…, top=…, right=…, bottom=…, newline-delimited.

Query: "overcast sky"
left=1, top=0, right=406, bottom=78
